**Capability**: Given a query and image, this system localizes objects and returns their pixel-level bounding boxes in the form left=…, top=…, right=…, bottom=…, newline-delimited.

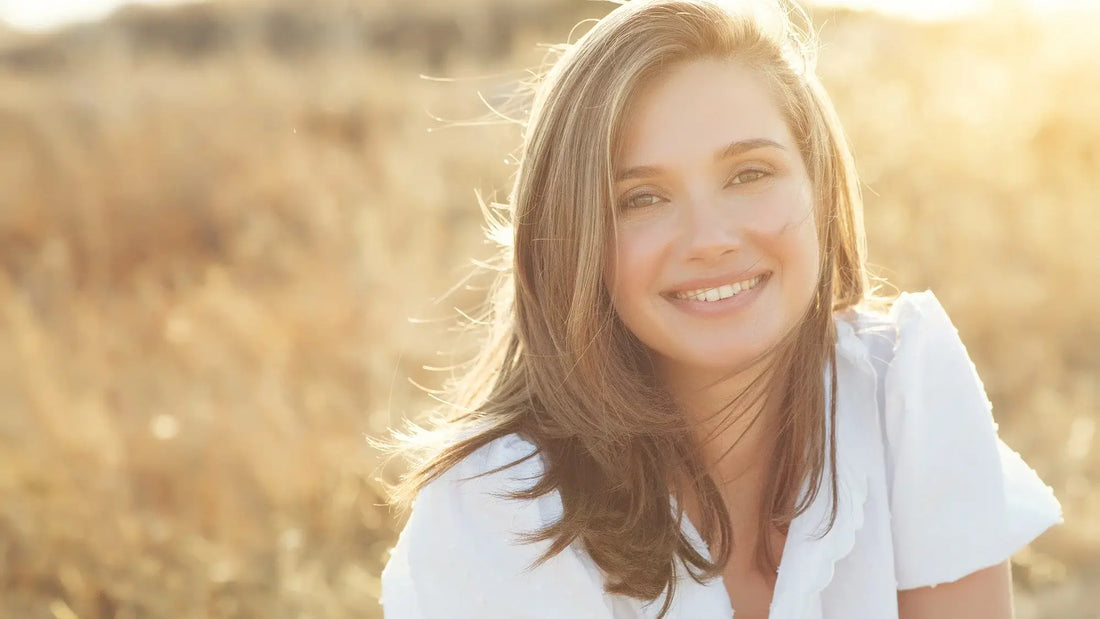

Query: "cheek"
left=607, top=222, right=664, bottom=297
left=755, top=182, right=821, bottom=282
left=740, top=174, right=816, bottom=234
left=785, top=195, right=820, bottom=259
left=785, top=206, right=822, bottom=298
left=604, top=231, right=638, bottom=316
left=781, top=206, right=820, bottom=273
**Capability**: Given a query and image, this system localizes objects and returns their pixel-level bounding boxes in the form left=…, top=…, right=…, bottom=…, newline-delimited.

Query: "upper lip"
left=663, top=271, right=770, bottom=296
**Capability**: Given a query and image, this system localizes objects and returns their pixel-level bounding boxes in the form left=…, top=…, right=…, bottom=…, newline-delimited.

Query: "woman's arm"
left=897, top=561, right=1014, bottom=619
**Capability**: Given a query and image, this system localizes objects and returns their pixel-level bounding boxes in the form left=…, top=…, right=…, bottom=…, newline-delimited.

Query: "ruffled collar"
left=771, top=316, right=880, bottom=618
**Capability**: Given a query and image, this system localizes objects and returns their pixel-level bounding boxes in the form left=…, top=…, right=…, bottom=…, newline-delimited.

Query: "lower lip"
left=664, top=273, right=770, bottom=316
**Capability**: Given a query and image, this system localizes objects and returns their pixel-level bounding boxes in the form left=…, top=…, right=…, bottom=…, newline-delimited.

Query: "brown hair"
left=385, top=0, right=868, bottom=615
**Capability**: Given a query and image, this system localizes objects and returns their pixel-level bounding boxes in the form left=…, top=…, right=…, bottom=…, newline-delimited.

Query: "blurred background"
left=0, top=0, right=1096, bottom=617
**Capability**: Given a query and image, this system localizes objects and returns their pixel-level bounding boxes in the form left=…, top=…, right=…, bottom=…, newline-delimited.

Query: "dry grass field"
left=0, top=0, right=1096, bottom=617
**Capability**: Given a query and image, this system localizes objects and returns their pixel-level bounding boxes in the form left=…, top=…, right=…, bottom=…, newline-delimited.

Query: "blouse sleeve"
left=380, top=434, right=614, bottom=619
left=881, top=291, right=1063, bottom=590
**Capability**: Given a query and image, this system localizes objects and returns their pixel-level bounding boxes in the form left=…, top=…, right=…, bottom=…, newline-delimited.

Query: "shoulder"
left=838, top=289, right=957, bottom=349
left=836, top=289, right=997, bottom=460
left=435, top=431, right=544, bottom=492
left=396, top=431, right=553, bottom=550
left=420, top=431, right=561, bottom=528
left=835, top=290, right=973, bottom=388
left=837, top=292, right=1063, bottom=590
left=381, top=433, right=613, bottom=618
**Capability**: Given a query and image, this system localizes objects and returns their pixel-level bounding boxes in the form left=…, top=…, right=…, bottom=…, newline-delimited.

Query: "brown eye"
left=622, top=193, right=663, bottom=210
left=730, top=169, right=769, bottom=185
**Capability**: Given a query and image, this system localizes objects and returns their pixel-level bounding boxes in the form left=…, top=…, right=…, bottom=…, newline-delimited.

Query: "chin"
left=669, top=337, right=775, bottom=374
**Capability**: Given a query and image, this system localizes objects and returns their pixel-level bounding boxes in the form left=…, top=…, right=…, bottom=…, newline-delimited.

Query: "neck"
left=661, top=355, right=785, bottom=496
left=667, top=360, right=786, bottom=565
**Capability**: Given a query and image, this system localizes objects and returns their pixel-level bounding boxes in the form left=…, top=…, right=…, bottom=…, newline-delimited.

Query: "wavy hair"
left=386, top=0, right=869, bottom=615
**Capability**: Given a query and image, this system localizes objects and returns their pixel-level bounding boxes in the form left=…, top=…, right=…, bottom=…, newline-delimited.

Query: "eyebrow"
left=614, top=138, right=787, bottom=183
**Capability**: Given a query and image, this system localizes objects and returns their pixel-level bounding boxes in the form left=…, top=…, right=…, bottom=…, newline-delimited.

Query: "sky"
left=0, top=0, right=202, bottom=32
left=0, top=0, right=1095, bottom=32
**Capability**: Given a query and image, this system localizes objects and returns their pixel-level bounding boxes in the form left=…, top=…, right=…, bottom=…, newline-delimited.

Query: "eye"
left=619, top=192, right=664, bottom=210
left=728, top=168, right=770, bottom=185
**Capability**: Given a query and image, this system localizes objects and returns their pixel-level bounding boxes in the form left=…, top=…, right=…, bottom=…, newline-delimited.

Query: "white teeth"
left=673, top=275, right=763, bottom=302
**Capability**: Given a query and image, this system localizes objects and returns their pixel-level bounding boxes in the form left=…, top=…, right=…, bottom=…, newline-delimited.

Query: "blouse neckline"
left=667, top=315, right=878, bottom=619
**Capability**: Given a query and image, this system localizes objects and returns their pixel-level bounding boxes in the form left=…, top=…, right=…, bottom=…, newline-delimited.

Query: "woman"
left=379, top=0, right=1063, bottom=617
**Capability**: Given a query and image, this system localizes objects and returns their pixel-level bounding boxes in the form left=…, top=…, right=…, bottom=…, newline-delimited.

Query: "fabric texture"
left=380, top=291, right=1063, bottom=618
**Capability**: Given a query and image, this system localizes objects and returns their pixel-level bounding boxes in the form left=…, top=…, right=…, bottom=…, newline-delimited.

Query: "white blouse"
left=380, top=291, right=1063, bottom=618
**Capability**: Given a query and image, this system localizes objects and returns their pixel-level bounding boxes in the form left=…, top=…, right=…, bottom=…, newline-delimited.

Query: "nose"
left=680, top=191, right=741, bottom=263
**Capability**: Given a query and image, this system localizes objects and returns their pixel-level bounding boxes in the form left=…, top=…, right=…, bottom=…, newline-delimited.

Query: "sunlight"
left=812, top=0, right=992, bottom=21
left=0, top=0, right=1095, bottom=32
left=812, top=0, right=1097, bottom=21
left=0, top=0, right=203, bottom=32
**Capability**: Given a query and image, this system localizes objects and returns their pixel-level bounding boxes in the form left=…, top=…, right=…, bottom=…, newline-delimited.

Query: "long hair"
left=385, top=0, right=868, bottom=614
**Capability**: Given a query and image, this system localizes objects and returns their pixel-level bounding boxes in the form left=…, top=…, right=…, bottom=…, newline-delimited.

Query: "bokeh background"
left=0, top=0, right=1097, bottom=617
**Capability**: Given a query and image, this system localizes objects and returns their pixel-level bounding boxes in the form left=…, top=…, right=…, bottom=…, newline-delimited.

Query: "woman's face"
left=606, top=58, right=820, bottom=382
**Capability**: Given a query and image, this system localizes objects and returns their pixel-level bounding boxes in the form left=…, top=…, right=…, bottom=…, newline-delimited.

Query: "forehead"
left=616, top=59, right=794, bottom=168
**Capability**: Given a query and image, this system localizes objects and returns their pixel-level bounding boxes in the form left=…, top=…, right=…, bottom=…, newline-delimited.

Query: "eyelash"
left=618, top=167, right=773, bottom=210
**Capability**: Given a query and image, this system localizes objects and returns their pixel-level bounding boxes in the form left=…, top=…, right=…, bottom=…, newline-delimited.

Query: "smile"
left=670, top=274, right=767, bottom=302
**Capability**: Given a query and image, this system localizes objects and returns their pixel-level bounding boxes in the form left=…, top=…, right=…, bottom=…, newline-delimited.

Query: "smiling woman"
left=378, top=1, right=1062, bottom=618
